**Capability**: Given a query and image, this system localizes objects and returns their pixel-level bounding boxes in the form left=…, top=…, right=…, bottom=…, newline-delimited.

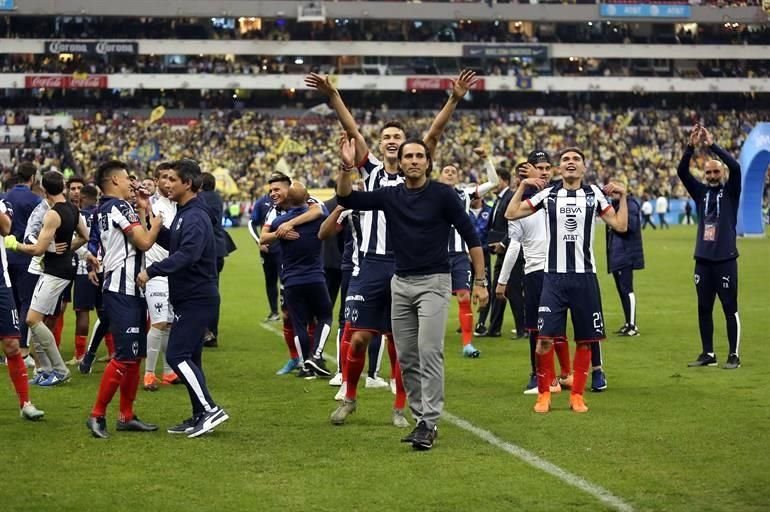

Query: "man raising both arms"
left=306, top=69, right=478, bottom=427
left=507, top=148, right=627, bottom=414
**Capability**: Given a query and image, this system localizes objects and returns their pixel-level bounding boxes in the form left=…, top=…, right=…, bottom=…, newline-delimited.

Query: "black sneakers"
left=167, top=416, right=199, bottom=435
left=618, top=324, right=640, bottom=337
left=688, top=352, right=718, bottom=367
left=473, top=324, right=487, bottom=337
left=723, top=353, right=741, bottom=370
left=116, top=415, right=158, bottom=432
left=411, top=421, right=438, bottom=451
left=86, top=416, right=109, bottom=439
left=187, top=406, right=229, bottom=438
left=306, top=356, right=331, bottom=377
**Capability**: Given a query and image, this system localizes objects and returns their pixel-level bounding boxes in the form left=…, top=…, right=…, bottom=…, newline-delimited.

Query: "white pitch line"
left=443, top=412, right=634, bottom=512
left=260, top=321, right=632, bottom=511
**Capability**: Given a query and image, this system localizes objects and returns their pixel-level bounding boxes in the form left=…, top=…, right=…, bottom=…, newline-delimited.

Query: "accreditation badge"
left=703, top=223, right=718, bottom=242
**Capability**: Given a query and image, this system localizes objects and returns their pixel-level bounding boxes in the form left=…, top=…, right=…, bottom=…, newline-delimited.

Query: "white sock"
left=145, top=327, right=164, bottom=375
left=159, top=328, right=172, bottom=374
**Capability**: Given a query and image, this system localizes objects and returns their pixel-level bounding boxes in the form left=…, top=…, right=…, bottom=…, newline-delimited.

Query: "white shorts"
left=30, top=274, right=71, bottom=316
left=145, top=277, right=174, bottom=325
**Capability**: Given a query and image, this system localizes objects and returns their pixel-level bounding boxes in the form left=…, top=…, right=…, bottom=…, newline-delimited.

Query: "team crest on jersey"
left=481, top=212, right=489, bottom=219
left=127, top=211, right=140, bottom=224
left=176, top=217, right=184, bottom=230
left=586, top=195, right=595, bottom=208
left=154, top=302, right=163, bottom=313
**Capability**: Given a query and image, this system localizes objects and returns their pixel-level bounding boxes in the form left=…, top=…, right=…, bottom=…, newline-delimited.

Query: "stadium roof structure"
left=5, top=0, right=768, bottom=23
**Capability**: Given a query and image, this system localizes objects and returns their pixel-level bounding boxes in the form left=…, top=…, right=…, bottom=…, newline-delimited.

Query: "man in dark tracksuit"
left=270, top=183, right=333, bottom=378
left=606, top=191, right=645, bottom=337
left=678, top=125, right=742, bottom=370
left=138, top=159, right=229, bottom=438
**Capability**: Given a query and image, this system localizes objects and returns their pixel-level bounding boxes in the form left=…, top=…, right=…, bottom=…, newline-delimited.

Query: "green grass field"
left=1, top=226, right=769, bottom=512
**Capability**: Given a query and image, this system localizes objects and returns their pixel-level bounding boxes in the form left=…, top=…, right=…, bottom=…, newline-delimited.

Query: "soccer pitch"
left=1, top=226, right=769, bottom=512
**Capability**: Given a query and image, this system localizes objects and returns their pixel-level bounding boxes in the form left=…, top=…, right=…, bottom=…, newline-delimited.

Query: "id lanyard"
left=704, top=188, right=722, bottom=220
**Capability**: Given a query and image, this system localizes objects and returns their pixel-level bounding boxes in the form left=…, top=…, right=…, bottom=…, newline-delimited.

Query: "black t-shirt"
left=44, top=201, right=79, bottom=280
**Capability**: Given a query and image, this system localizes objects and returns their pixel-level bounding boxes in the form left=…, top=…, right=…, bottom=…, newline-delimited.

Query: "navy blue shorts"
left=0, top=286, right=21, bottom=338
left=345, top=257, right=394, bottom=334
left=524, top=270, right=544, bottom=332
left=73, top=274, right=98, bottom=311
left=61, top=281, right=72, bottom=303
left=103, top=291, right=147, bottom=361
left=449, top=252, right=471, bottom=293
left=538, top=273, right=605, bottom=342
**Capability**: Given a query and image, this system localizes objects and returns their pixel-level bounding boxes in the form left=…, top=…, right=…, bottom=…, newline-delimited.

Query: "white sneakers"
left=21, top=401, right=45, bottom=421
left=365, top=376, right=389, bottom=389
left=328, top=373, right=343, bottom=386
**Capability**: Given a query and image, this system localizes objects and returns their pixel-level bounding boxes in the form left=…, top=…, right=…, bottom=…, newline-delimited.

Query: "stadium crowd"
left=2, top=108, right=765, bottom=206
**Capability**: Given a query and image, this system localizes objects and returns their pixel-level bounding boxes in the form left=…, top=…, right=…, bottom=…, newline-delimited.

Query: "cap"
left=527, top=150, right=550, bottom=164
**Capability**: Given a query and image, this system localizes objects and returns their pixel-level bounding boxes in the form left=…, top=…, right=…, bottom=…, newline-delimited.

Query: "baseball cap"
left=527, top=150, right=550, bottom=164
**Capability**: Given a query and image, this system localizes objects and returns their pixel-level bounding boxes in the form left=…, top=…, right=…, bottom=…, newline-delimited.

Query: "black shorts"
left=524, top=270, right=544, bottom=333
left=538, top=273, right=606, bottom=342
left=345, top=257, right=394, bottom=334
left=103, top=291, right=147, bottom=361
left=0, top=286, right=21, bottom=339
left=61, top=281, right=73, bottom=303
left=73, top=274, right=98, bottom=311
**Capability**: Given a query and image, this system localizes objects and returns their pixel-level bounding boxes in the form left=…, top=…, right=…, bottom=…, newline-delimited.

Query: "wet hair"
left=267, top=172, right=291, bottom=185
left=380, top=121, right=406, bottom=136
left=558, top=147, right=586, bottom=162
left=95, top=160, right=127, bottom=187
left=201, top=172, right=216, bottom=192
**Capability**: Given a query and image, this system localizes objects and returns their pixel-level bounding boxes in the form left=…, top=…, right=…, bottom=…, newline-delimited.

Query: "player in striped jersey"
left=507, top=148, right=628, bottom=414
left=437, top=146, right=499, bottom=358
left=307, top=70, right=477, bottom=427
left=86, top=160, right=164, bottom=439
left=499, top=159, right=572, bottom=395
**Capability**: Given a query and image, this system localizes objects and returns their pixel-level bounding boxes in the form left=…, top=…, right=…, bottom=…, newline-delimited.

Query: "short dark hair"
left=81, top=184, right=99, bottom=201
left=170, top=158, right=203, bottom=192
left=4, top=175, right=18, bottom=191
left=16, top=162, right=37, bottom=183
left=154, top=161, right=174, bottom=178
left=201, top=172, right=216, bottom=192
left=396, top=139, right=433, bottom=176
left=67, top=175, right=85, bottom=188
left=267, top=172, right=291, bottom=185
left=381, top=121, right=406, bottom=136
left=559, top=147, right=586, bottom=162
left=42, top=170, right=65, bottom=196
left=96, top=160, right=127, bottom=186
left=498, top=169, right=511, bottom=183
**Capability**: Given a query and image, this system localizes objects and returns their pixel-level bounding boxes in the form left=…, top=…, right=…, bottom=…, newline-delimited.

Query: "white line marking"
left=443, top=412, right=634, bottom=512
left=260, top=321, right=633, bottom=511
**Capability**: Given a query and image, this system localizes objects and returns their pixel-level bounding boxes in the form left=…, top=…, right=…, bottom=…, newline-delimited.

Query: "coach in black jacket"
left=606, top=191, right=644, bottom=337
left=477, top=166, right=525, bottom=338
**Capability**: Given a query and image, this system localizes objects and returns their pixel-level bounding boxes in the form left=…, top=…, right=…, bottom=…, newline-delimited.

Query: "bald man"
left=265, top=181, right=333, bottom=378
left=678, top=124, right=742, bottom=370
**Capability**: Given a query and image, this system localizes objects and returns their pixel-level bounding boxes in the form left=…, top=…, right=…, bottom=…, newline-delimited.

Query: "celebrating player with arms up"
left=307, top=69, right=478, bottom=428
left=507, top=148, right=627, bottom=414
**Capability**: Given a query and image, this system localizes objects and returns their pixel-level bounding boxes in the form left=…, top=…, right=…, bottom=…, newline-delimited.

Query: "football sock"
left=528, top=331, right=537, bottom=374
left=118, top=360, right=140, bottom=422
left=74, top=335, right=87, bottom=360
left=338, top=322, right=352, bottom=377
left=536, top=345, right=555, bottom=394
left=145, top=327, right=164, bottom=375
left=386, top=335, right=406, bottom=409
left=53, top=314, right=64, bottom=347
left=6, top=352, right=30, bottom=407
left=104, top=333, right=115, bottom=357
left=572, top=344, right=592, bottom=396
left=30, top=321, right=67, bottom=374
left=282, top=319, right=299, bottom=359
left=344, top=341, right=366, bottom=401
left=554, top=339, right=571, bottom=376
left=458, top=299, right=474, bottom=346
left=91, top=359, right=125, bottom=417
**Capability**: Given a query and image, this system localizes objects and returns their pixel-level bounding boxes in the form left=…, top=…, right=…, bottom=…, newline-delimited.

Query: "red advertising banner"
left=24, top=75, right=108, bottom=89
left=406, top=77, right=485, bottom=91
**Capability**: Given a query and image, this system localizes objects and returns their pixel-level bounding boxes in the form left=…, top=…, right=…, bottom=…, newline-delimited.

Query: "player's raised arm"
left=9, top=210, right=60, bottom=257
left=472, top=146, right=500, bottom=197
left=318, top=205, right=346, bottom=240
left=305, top=73, right=369, bottom=164
left=423, top=69, right=478, bottom=157
left=506, top=176, right=546, bottom=221
left=600, top=183, right=628, bottom=234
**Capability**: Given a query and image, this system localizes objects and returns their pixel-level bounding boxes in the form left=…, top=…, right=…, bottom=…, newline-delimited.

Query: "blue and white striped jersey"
left=357, top=153, right=404, bottom=259
left=0, top=200, right=13, bottom=288
left=95, top=196, right=144, bottom=296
